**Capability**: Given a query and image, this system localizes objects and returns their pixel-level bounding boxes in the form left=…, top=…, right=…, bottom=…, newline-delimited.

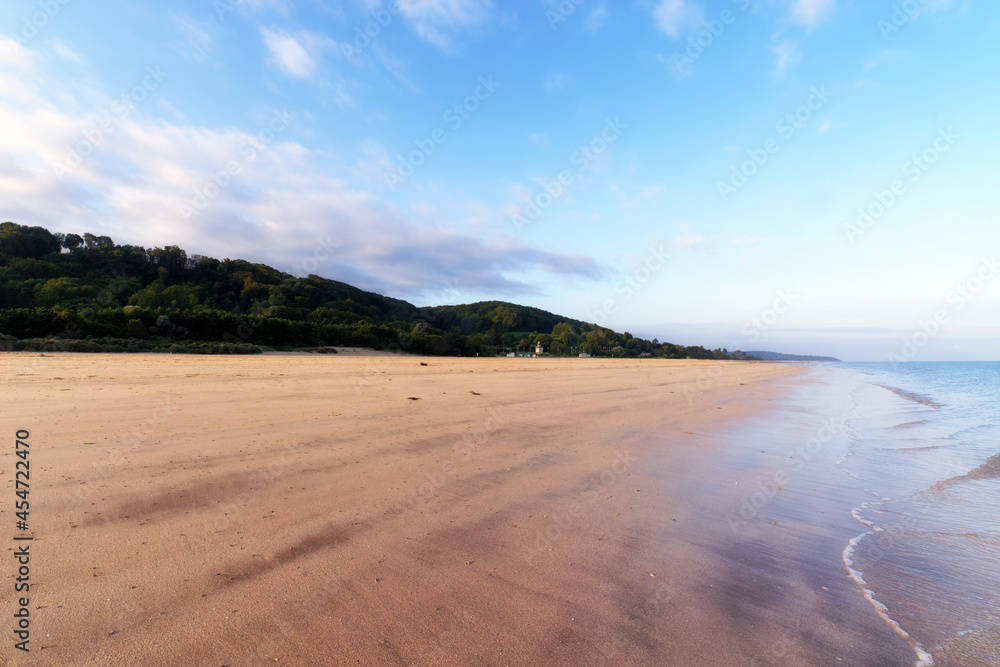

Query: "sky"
left=1, top=0, right=997, bottom=361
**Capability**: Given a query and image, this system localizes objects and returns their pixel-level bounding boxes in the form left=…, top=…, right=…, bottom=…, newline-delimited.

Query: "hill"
left=0, top=221, right=758, bottom=359
left=746, top=351, right=841, bottom=362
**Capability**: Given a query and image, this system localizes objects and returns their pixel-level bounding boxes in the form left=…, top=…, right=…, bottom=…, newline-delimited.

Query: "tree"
left=148, top=245, right=188, bottom=282
left=552, top=322, right=574, bottom=339
left=125, top=319, right=148, bottom=339
left=63, top=233, right=84, bottom=251
left=83, top=233, right=115, bottom=250
left=0, top=222, right=62, bottom=260
left=149, top=314, right=188, bottom=339
left=486, top=304, right=520, bottom=329
left=0, top=223, right=744, bottom=358
left=35, top=276, right=94, bottom=308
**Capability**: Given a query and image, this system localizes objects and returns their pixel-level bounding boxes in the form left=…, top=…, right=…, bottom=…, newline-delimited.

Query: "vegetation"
left=745, top=351, right=840, bottom=362
left=0, top=222, right=759, bottom=359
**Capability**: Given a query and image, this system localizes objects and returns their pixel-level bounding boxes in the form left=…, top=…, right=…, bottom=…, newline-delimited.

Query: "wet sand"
left=1, top=353, right=914, bottom=665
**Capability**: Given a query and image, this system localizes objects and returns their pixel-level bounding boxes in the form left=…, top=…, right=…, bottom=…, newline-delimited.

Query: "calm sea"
left=835, top=361, right=1000, bottom=666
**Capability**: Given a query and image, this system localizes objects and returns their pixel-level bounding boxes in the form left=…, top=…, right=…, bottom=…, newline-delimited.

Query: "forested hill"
left=419, top=301, right=590, bottom=337
left=745, top=351, right=841, bottom=362
left=0, top=222, right=758, bottom=359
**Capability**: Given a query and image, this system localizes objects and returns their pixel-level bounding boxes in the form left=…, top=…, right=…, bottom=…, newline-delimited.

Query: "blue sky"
left=1, top=0, right=997, bottom=360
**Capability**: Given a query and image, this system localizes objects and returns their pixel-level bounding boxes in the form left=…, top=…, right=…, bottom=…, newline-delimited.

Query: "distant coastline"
left=745, top=351, right=841, bottom=362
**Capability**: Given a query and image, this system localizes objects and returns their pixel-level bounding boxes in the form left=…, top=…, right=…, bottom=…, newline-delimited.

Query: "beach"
left=2, top=353, right=917, bottom=666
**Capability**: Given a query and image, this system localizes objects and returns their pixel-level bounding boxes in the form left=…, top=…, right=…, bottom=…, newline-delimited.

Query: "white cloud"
left=158, top=99, right=188, bottom=121
left=396, top=0, right=493, bottom=52
left=543, top=72, right=574, bottom=90
left=864, top=48, right=908, bottom=71
left=791, top=0, right=835, bottom=27
left=260, top=28, right=341, bottom=80
left=770, top=39, right=802, bottom=74
left=261, top=28, right=314, bottom=78
left=172, top=14, right=214, bottom=62
left=673, top=235, right=706, bottom=251
left=653, top=0, right=704, bottom=38
left=0, top=36, right=36, bottom=72
left=586, top=4, right=608, bottom=32
left=0, top=42, right=601, bottom=301
left=529, top=132, right=550, bottom=148
left=0, top=38, right=40, bottom=105
left=52, top=42, right=83, bottom=63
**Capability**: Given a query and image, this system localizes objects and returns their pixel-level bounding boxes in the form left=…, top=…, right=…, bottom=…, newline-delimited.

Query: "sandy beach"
left=2, top=353, right=915, bottom=666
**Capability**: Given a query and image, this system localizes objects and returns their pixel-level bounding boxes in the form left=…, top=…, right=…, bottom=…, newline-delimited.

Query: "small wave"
left=890, top=420, right=931, bottom=430
left=899, top=529, right=1000, bottom=542
left=959, top=452, right=1000, bottom=481
left=843, top=501, right=935, bottom=666
left=878, top=384, right=942, bottom=409
left=868, top=443, right=953, bottom=453
left=935, top=627, right=1000, bottom=664
left=932, top=452, right=1000, bottom=490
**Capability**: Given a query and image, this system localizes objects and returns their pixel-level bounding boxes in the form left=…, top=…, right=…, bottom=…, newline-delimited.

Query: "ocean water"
left=835, top=362, right=1000, bottom=666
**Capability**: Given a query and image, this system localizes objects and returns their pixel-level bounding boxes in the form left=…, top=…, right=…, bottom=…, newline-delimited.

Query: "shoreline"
left=661, top=364, right=919, bottom=666
left=3, top=354, right=911, bottom=665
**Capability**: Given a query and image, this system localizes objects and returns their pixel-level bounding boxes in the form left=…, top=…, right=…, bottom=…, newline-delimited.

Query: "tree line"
left=0, top=222, right=758, bottom=360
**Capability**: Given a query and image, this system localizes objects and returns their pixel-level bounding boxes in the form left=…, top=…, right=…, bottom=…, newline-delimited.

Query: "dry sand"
left=1, top=353, right=913, bottom=666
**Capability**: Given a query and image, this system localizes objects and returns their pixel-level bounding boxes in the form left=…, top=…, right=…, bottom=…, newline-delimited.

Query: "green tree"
left=125, top=319, right=148, bottom=339
left=62, top=233, right=84, bottom=251
left=83, top=233, right=115, bottom=250
left=0, top=222, right=61, bottom=260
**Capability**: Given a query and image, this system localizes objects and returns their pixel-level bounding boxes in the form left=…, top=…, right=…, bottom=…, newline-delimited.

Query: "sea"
left=832, top=361, right=1000, bottom=666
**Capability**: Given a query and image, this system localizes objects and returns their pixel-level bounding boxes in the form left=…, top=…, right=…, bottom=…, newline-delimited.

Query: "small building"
left=579, top=353, right=591, bottom=358
left=535, top=343, right=545, bottom=355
